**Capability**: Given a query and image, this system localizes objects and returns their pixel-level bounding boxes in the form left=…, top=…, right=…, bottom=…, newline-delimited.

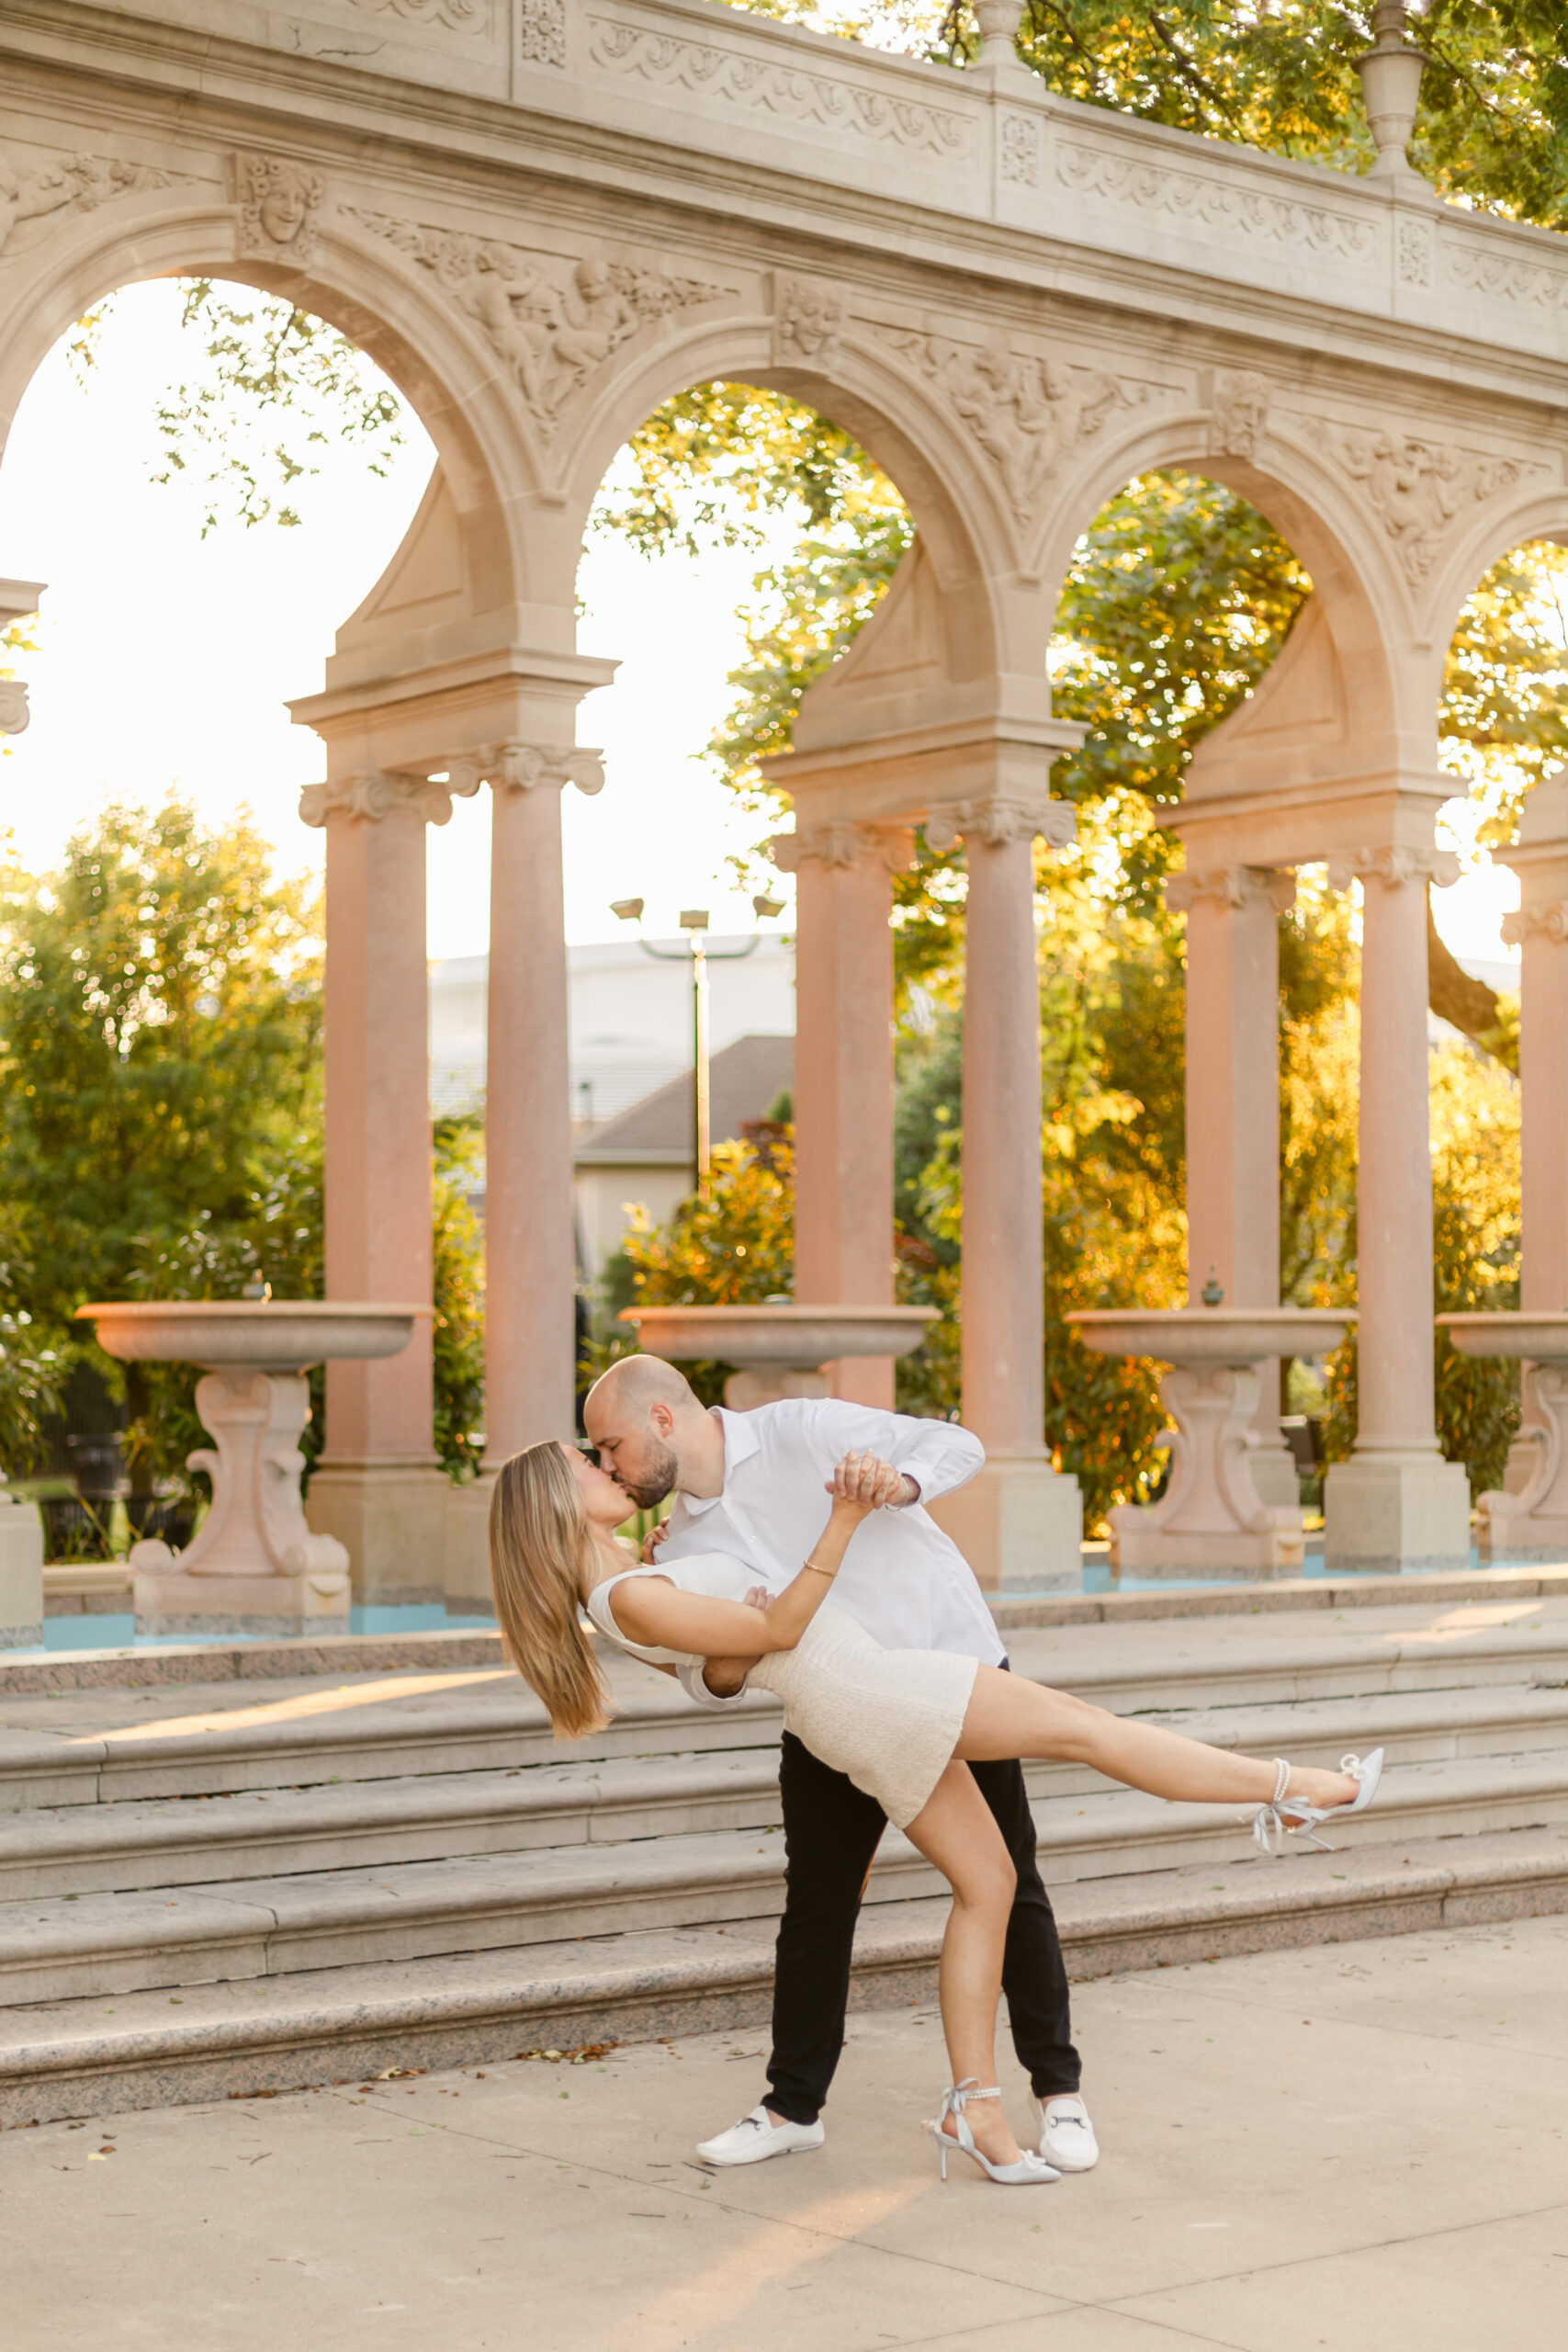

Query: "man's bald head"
left=583, top=1352, right=718, bottom=1510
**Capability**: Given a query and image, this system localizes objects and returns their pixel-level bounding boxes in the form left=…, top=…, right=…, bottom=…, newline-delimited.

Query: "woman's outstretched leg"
left=954, top=1668, right=1359, bottom=1814
left=900, top=1761, right=1023, bottom=2168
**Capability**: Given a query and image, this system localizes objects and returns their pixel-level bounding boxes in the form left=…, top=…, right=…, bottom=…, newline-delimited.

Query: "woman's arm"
left=608, top=1451, right=887, bottom=1660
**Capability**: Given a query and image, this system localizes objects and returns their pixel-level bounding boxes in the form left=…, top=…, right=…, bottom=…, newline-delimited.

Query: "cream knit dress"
left=585, top=1555, right=977, bottom=1830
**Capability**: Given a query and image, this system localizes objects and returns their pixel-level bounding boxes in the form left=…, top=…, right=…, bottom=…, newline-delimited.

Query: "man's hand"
left=822, top=1453, right=917, bottom=1510
left=702, top=1585, right=768, bottom=1698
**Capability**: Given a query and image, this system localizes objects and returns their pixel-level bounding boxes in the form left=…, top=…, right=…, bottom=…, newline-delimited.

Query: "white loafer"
left=696, top=2104, right=825, bottom=2166
left=1037, top=2094, right=1099, bottom=2172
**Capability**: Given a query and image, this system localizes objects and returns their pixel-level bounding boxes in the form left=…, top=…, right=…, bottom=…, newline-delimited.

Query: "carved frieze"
left=880, top=327, right=1129, bottom=517
left=351, top=0, right=489, bottom=28
left=517, top=0, right=568, bottom=67
left=999, top=114, right=1042, bottom=189
left=1443, top=239, right=1568, bottom=315
left=1325, top=844, right=1461, bottom=892
left=923, top=797, right=1076, bottom=853
left=1397, top=218, right=1432, bottom=288
left=0, top=147, right=172, bottom=261
left=773, top=275, right=846, bottom=374
left=1166, top=866, right=1295, bottom=915
left=1337, top=428, right=1529, bottom=584
left=236, top=155, right=326, bottom=266
left=1210, top=368, right=1270, bottom=460
left=587, top=17, right=976, bottom=160
left=1055, top=142, right=1375, bottom=263
left=348, top=211, right=727, bottom=431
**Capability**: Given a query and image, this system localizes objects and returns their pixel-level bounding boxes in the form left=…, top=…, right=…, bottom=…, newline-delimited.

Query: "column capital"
left=770, top=820, right=916, bottom=874
left=476, top=740, right=604, bottom=797
left=923, top=795, right=1076, bottom=854
left=300, top=741, right=604, bottom=829
left=1326, top=843, right=1460, bottom=891
left=0, top=679, right=29, bottom=737
left=299, top=769, right=477, bottom=830
left=1166, top=865, right=1296, bottom=915
left=1501, top=899, right=1568, bottom=947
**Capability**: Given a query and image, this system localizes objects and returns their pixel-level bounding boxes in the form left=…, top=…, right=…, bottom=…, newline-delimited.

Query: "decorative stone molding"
left=517, top=0, right=567, bottom=68
left=347, top=212, right=726, bottom=432
left=1055, top=142, right=1374, bottom=263
left=586, top=17, right=976, bottom=160
left=0, top=679, right=29, bottom=735
left=0, top=146, right=172, bottom=260
left=769, top=821, right=914, bottom=873
left=1166, top=865, right=1295, bottom=915
left=299, top=769, right=479, bottom=828
left=1209, top=368, right=1270, bottom=460
left=1337, top=428, right=1529, bottom=584
left=236, top=154, right=326, bottom=266
left=1325, top=844, right=1461, bottom=892
left=923, top=797, right=1076, bottom=854
left=477, top=741, right=605, bottom=796
left=1397, top=217, right=1432, bottom=287
left=879, top=327, right=1128, bottom=516
left=1501, top=901, right=1568, bottom=947
left=999, top=114, right=1042, bottom=188
left=773, top=274, right=846, bottom=374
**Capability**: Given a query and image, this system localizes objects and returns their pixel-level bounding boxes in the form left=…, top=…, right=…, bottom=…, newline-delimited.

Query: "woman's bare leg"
left=954, top=1668, right=1359, bottom=1813
left=900, top=1761, right=1023, bottom=2167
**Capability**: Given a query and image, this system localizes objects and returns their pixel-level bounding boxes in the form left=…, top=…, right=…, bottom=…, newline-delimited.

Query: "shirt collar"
left=681, top=1407, right=758, bottom=1515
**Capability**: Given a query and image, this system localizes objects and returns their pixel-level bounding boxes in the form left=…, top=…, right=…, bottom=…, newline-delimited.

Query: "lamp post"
left=611, top=893, right=784, bottom=1192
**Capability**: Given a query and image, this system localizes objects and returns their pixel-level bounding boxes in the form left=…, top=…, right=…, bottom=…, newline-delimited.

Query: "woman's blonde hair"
left=489, top=1442, right=611, bottom=1741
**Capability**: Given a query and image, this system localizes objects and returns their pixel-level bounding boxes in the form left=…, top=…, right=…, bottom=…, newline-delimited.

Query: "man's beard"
left=618, top=1436, right=680, bottom=1512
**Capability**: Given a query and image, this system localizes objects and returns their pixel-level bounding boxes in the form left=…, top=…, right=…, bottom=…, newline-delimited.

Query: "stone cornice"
left=6, top=2, right=1568, bottom=422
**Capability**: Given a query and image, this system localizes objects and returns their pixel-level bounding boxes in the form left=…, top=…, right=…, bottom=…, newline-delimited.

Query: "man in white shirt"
left=583, top=1354, right=1097, bottom=2175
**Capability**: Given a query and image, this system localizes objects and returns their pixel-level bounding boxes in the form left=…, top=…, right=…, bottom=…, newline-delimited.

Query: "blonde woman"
left=490, top=1438, right=1382, bottom=2187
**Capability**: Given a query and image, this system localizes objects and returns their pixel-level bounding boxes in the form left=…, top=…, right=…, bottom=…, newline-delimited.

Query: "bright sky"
left=0, top=278, right=1519, bottom=967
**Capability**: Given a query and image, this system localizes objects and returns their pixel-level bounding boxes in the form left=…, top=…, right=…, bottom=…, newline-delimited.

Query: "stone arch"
left=1425, top=476, right=1568, bottom=681
left=553, top=309, right=1034, bottom=687
left=0, top=193, right=544, bottom=620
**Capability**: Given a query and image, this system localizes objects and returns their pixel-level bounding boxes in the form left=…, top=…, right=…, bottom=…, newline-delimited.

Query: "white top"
left=584, top=1554, right=757, bottom=1669
left=656, top=1399, right=1002, bottom=1711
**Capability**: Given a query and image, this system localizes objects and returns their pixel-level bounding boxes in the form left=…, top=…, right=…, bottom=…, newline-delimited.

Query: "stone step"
left=6, top=1617, right=1566, bottom=1808
left=3, top=1822, right=1564, bottom=2126
left=3, top=1679, right=1567, bottom=1900
left=2, top=1750, right=1565, bottom=2005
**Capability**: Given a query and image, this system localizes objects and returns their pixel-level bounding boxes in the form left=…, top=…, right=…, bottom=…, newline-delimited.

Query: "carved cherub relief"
left=0, top=147, right=171, bottom=260
left=1339, top=426, right=1526, bottom=583
left=891, top=329, right=1122, bottom=516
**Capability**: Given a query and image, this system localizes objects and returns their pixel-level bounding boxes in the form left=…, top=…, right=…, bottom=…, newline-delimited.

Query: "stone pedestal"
left=1109, top=1363, right=1306, bottom=1577
left=134, top=1565, right=350, bottom=1640
left=1322, top=1452, right=1471, bottom=1571
left=0, top=1494, right=43, bottom=1648
left=926, top=1455, right=1083, bottom=1594
left=306, top=1458, right=449, bottom=1607
left=1248, top=1438, right=1303, bottom=1511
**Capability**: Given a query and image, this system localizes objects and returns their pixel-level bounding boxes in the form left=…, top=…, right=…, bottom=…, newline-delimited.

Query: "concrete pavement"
left=3, top=1913, right=1563, bottom=2349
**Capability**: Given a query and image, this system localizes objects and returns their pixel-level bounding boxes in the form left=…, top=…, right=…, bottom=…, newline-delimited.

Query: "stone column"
left=0, top=582, right=45, bottom=1642
left=923, top=797, right=1082, bottom=1589
left=774, top=822, right=908, bottom=1409
left=1503, top=776, right=1568, bottom=1312
left=1168, top=865, right=1298, bottom=1506
left=301, top=771, right=454, bottom=1603
left=1323, top=845, right=1470, bottom=1567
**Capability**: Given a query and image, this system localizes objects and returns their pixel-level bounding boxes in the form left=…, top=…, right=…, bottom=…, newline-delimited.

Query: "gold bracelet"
left=803, top=1559, right=837, bottom=1578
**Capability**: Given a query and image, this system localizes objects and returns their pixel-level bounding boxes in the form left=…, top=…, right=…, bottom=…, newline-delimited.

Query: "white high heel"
left=927, top=2080, right=1060, bottom=2185
left=1253, top=1749, right=1385, bottom=1855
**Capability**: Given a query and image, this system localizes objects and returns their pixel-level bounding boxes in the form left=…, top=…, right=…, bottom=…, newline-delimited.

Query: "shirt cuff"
left=675, top=1660, right=751, bottom=1712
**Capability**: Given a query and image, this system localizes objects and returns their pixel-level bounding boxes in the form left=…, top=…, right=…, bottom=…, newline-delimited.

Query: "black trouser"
left=764, top=1702, right=1081, bottom=2125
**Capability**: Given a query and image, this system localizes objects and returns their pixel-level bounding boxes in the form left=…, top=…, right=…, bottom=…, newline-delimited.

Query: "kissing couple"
left=489, top=1358, right=1382, bottom=2186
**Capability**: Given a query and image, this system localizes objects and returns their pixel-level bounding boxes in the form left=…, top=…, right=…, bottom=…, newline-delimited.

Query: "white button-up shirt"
left=657, top=1400, right=1003, bottom=1710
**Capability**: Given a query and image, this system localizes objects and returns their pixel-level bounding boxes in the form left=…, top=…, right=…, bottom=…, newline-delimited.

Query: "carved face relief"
left=238, top=156, right=325, bottom=264
left=1211, top=368, right=1270, bottom=460
left=773, top=274, right=845, bottom=373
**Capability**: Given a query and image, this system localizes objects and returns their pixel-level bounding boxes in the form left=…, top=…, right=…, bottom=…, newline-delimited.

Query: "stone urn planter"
left=617, top=1303, right=940, bottom=1409
left=1439, top=1313, right=1568, bottom=1558
left=77, top=1300, right=424, bottom=1636
left=1068, top=1306, right=1355, bottom=1576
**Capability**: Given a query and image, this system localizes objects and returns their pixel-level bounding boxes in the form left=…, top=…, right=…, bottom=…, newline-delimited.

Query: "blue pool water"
left=27, top=1603, right=499, bottom=1655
